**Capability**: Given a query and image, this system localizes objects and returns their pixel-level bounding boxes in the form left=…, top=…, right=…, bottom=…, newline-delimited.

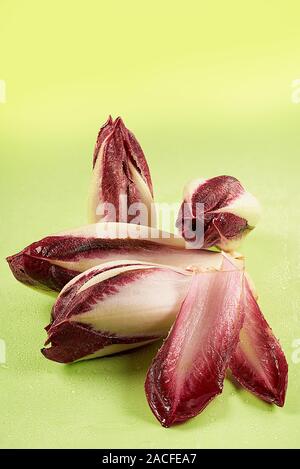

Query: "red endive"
left=7, top=223, right=229, bottom=293
left=89, top=116, right=155, bottom=226
left=41, top=253, right=287, bottom=411
left=176, top=176, right=261, bottom=251
left=230, top=281, right=288, bottom=407
left=42, top=260, right=192, bottom=363
left=145, top=257, right=245, bottom=427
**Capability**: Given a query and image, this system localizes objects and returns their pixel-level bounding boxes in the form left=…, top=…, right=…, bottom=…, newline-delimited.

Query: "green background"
left=1, top=0, right=300, bottom=449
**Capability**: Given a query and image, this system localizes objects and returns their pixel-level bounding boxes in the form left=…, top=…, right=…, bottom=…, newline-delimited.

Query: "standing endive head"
left=89, top=116, right=156, bottom=226
left=176, top=175, right=261, bottom=251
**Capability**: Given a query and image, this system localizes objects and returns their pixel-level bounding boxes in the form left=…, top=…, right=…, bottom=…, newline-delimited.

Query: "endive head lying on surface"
left=89, top=116, right=155, bottom=226
left=42, top=260, right=193, bottom=363
left=7, top=222, right=240, bottom=293
left=42, top=255, right=287, bottom=424
left=145, top=257, right=288, bottom=427
left=42, top=253, right=238, bottom=362
left=176, top=175, right=261, bottom=251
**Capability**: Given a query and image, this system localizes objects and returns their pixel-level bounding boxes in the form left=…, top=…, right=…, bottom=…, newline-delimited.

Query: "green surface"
left=1, top=0, right=300, bottom=449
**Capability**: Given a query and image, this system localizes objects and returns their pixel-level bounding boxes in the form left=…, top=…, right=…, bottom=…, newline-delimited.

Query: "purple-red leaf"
left=92, top=115, right=114, bottom=168
left=230, top=281, right=288, bottom=406
left=145, top=258, right=245, bottom=427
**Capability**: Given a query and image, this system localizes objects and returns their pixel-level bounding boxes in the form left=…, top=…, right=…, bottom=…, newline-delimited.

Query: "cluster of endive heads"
left=7, top=116, right=288, bottom=427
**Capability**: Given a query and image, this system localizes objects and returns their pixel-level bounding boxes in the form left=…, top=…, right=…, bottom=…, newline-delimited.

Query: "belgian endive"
left=42, top=257, right=287, bottom=419
left=42, top=260, right=194, bottom=363
left=7, top=222, right=230, bottom=292
left=89, top=116, right=155, bottom=226
left=6, top=115, right=288, bottom=428
left=42, top=253, right=239, bottom=362
left=145, top=257, right=288, bottom=426
left=176, top=175, right=261, bottom=251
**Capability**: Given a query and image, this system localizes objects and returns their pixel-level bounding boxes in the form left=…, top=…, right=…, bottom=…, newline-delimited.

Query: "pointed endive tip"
left=113, top=115, right=123, bottom=127
left=274, top=383, right=287, bottom=407
left=6, top=252, right=33, bottom=286
left=92, top=115, right=115, bottom=168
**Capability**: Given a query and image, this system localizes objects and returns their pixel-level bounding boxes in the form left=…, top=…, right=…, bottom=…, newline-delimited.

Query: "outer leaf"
left=145, top=257, right=245, bottom=427
left=230, top=280, right=288, bottom=406
left=92, top=115, right=114, bottom=168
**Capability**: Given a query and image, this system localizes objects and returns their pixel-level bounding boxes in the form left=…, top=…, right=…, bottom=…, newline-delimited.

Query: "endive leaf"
left=230, top=281, right=288, bottom=406
left=145, top=257, right=245, bottom=427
